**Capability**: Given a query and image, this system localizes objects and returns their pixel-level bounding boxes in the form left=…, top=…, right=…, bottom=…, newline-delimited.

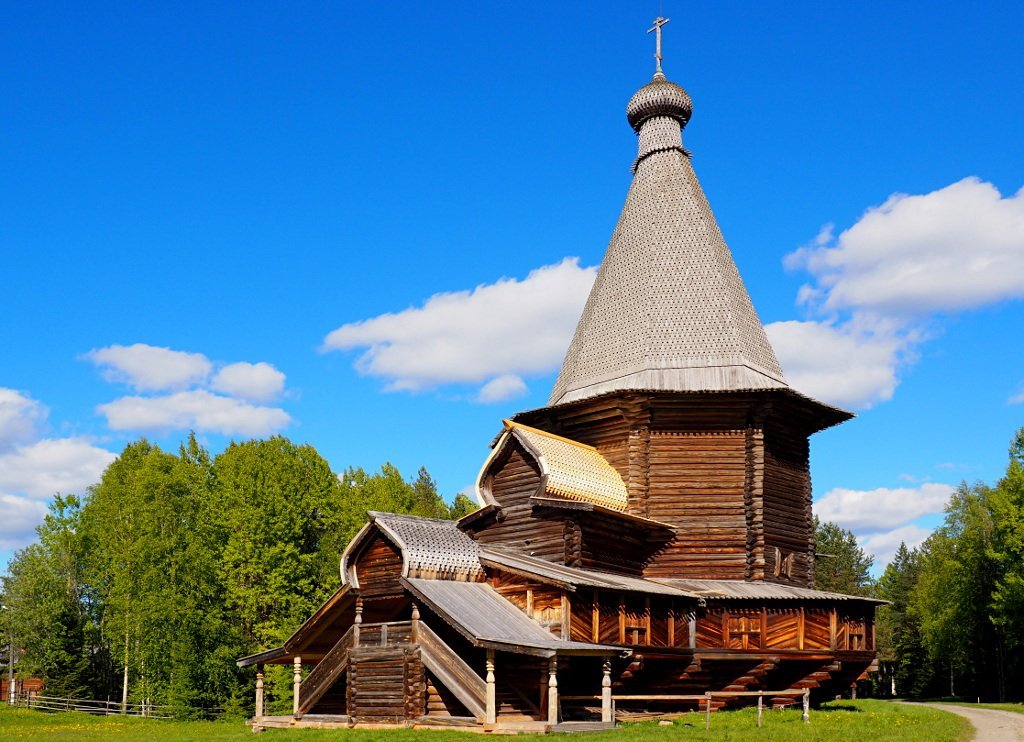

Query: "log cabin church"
left=238, top=18, right=882, bottom=732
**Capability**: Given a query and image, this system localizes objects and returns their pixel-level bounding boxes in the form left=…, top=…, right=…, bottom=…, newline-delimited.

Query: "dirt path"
left=907, top=703, right=1024, bottom=741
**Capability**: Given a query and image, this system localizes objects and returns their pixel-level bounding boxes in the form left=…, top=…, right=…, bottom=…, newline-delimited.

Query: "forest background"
left=2, top=428, right=1023, bottom=716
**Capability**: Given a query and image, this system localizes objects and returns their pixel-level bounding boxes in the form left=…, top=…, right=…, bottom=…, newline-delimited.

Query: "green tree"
left=2, top=495, right=92, bottom=696
left=81, top=437, right=228, bottom=711
left=449, top=492, right=480, bottom=519
left=875, top=542, right=932, bottom=697
left=813, top=518, right=874, bottom=595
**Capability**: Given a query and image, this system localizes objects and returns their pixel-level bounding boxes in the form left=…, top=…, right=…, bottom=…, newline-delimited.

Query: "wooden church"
left=238, top=18, right=881, bottom=732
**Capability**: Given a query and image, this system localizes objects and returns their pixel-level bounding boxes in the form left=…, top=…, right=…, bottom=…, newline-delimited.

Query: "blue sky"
left=2, top=1, right=1023, bottom=573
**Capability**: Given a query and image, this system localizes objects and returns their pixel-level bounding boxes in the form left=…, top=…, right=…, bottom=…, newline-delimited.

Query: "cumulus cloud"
left=98, top=390, right=291, bottom=437
left=0, top=388, right=116, bottom=550
left=476, top=375, right=528, bottom=403
left=0, top=438, right=117, bottom=500
left=0, top=388, right=48, bottom=451
left=859, top=524, right=933, bottom=567
left=86, top=343, right=213, bottom=391
left=787, top=178, right=1024, bottom=316
left=322, top=258, right=597, bottom=396
left=85, top=344, right=292, bottom=435
left=780, top=178, right=1024, bottom=409
left=211, top=361, right=286, bottom=402
left=815, top=482, right=954, bottom=533
left=765, top=320, right=906, bottom=408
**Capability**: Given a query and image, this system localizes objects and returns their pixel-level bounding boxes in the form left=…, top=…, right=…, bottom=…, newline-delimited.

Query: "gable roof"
left=341, top=512, right=483, bottom=584
left=478, top=420, right=628, bottom=511
left=549, top=72, right=789, bottom=407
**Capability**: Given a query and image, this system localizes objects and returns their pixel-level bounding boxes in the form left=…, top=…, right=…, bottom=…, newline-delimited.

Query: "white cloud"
left=0, top=391, right=116, bottom=551
left=85, top=345, right=292, bottom=434
left=0, top=495, right=49, bottom=550
left=211, top=362, right=286, bottom=402
left=787, top=178, right=1024, bottom=316
left=476, top=375, right=528, bottom=403
left=859, top=524, right=933, bottom=567
left=97, top=390, right=291, bottom=437
left=1009, top=388, right=1024, bottom=405
left=765, top=320, right=904, bottom=408
left=322, top=258, right=597, bottom=394
left=815, top=482, right=954, bottom=533
left=780, top=178, right=1024, bottom=409
left=86, top=343, right=212, bottom=391
left=0, top=388, right=47, bottom=451
left=0, top=438, right=116, bottom=500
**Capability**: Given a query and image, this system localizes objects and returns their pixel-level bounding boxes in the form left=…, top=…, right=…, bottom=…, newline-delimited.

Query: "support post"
left=547, top=657, right=558, bottom=726
left=757, top=691, right=763, bottom=728
left=705, top=692, right=711, bottom=729
left=601, top=658, right=613, bottom=723
left=802, top=688, right=810, bottom=723
left=411, top=602, right=420, bottom=642
left=292, top=656, right=302, bottom=718
left=253, top=670, right=264, bottom=733
left=353, top=599, right=363, bottom=646
left=485, top=650, right=496, bottom=725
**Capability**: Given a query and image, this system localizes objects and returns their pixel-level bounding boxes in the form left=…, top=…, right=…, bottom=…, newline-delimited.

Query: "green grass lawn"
left=0, top=700, right=971, bottom=741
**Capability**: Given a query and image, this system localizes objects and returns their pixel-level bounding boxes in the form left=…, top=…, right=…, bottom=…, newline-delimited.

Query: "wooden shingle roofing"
left=549, top=70, right=789, bottom=407
left=480, top=420, right=629, bottom=511
left=342, top=512, right=483, bottom=584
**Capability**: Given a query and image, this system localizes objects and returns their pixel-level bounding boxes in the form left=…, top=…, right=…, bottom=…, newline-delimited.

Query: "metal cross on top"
left=647, top=16, right=670, bottom=75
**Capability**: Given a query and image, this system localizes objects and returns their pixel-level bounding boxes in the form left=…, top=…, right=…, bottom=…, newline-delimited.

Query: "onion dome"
left=626, top=73, right=693, bottom=132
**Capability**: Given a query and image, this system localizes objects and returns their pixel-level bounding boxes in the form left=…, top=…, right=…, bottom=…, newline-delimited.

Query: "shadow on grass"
left=818, top=702, right=862, bottom=713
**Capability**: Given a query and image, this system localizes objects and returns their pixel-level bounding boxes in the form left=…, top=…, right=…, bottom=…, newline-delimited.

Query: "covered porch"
left=237, top=580, right=622, bottom=733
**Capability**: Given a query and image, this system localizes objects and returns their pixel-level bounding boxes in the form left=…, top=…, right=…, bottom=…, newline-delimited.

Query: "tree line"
left=814, top=428, right=1024, bottom=701
left=4, top=428, right=1023, bottom=713
left=0, top=434, right=477, bottom=717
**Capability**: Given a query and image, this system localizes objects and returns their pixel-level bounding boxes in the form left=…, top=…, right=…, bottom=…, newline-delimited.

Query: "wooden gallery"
left=238, top=21, right=882, bottom=733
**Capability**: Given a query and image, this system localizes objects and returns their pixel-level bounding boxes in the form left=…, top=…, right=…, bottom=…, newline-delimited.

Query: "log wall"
left=355, top=535, right=404, bottom=597
left=762, top=418, right=814, bottom=587
left=516, top=392, right=823, bottom=585
left=645, top=431, right=748, bottom=579
left=348, top=646, right=424, bottom=723
left=475, top=441, right=563, bottom=561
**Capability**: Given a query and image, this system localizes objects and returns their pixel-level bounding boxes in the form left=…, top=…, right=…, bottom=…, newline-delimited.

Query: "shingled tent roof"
left=549, top=71, right=790, bottom=407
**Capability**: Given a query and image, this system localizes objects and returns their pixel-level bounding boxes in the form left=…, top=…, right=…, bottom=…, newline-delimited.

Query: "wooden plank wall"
left=572, top=592, right=692, bottom=649
left=474, top=441, right=563, bottom=560
left=489, top=571, right=564, bottom=636
left=355, top=535, right=404, bottom=597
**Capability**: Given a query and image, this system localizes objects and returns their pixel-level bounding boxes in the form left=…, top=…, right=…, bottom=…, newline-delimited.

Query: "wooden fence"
left=10, top=692, right=224, bottom=720
left=562, top=687, right=811, bottom=729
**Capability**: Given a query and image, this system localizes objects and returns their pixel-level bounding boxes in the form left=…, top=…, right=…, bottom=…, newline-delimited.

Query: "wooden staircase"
left=416, top=622, right=487, bottom=721
left=298, top=626, right=354, bottom=715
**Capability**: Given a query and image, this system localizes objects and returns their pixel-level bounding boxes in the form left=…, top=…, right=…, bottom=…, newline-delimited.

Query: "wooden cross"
left=647, top=16, right=670, bottom=75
